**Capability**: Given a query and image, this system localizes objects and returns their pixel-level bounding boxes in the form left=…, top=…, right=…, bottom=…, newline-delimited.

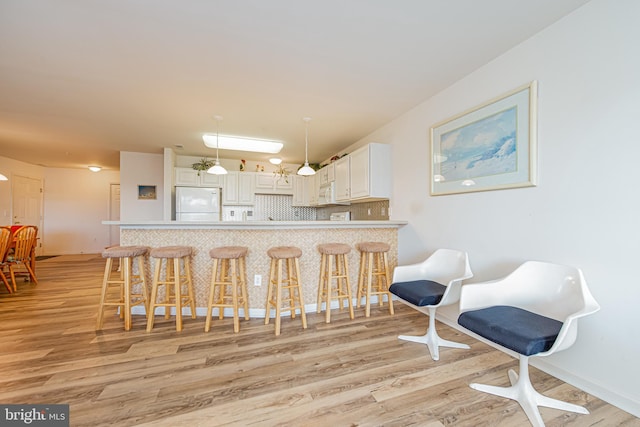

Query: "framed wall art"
left=137, top=185, right=157, bottom=200
left=430, top=81, right=537, bottom=196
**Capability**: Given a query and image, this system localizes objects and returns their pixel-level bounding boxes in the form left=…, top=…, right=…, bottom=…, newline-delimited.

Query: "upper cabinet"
left=334, top=143, right=392, bottom=203
left=349, top=143, right=391, bottom=200
left=222, top=172, right=255, bottom=205
left=292, top=174, right=318, bottom=207
left=316, top=163, right=335, bottom=186
left=175, top=167, right=222, bottom=187
left=334, top=156, right=350, bottom=202
left=255, top=172, right=294, bottom=195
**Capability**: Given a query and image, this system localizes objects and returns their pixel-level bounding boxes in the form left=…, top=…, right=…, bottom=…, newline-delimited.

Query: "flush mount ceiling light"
left=269, top=157, right=282, bottom=165
left=297, top=117, right=316, bottom=176
left=207, top=115, right=228, bottom=175
left=88, top=166, right=101, bottom=172
left=203, top=134, right=283, bottom=154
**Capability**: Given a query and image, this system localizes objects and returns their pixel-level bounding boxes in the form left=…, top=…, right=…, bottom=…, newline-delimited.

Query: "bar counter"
left=103, top=220, right=407, bottom=317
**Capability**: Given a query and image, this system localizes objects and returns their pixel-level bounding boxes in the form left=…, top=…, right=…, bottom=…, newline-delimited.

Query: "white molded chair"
left=457, top=261, right=600, bottom=427
left=389, top=249, right=473, bottom=361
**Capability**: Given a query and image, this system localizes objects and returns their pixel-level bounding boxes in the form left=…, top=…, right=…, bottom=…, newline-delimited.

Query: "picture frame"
left=137, top=185, right=157, bottom=200
left=430, top=81, right=537, bottom=196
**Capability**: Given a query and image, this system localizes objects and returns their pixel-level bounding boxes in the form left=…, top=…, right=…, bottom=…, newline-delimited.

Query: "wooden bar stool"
left=316, top=243, right=354, bottom=323
left=205, top=246, right=250, bottom=333
left=146, top=246, right=196, bottom=332
left=265, top=246, right=307, bottom=336
left=356, top=241, right=394, bottom=317
left=96, top=245, right=149, bottom=331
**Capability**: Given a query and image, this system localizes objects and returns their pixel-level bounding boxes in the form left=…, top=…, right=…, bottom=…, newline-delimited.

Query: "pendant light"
left=297, top=117, right=316, bottom=176
left=207, top=115, right=228, bottom=175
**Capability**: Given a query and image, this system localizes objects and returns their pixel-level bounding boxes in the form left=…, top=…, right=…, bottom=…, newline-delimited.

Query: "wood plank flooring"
left=0, top=254, right=637, bottom=426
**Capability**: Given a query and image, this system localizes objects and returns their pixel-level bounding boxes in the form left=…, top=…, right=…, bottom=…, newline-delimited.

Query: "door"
left=109, top=184, right=120, bottom=246
left=12, top=175, right=43, bottom=255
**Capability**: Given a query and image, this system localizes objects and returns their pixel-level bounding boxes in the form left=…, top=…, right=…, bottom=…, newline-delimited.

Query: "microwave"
left=317, top=182, right=335, bottom=205
left=318, top=182, right=349, bottom=206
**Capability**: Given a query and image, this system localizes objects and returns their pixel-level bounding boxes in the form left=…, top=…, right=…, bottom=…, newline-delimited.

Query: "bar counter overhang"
left=102, top=220, right=407, bottom=317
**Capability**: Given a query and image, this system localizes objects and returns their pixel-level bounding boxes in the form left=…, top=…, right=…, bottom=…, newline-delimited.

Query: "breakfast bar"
left=105, top=220, right=407, bottom=317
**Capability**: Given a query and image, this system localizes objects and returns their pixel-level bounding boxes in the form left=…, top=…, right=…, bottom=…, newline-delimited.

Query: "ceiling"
left=0, top=0, right=590, bottom=171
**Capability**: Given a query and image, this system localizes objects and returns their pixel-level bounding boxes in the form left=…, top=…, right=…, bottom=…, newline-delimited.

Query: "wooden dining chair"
left=6, top=225, right=38, bottom=291
left=0, top=226, right=13, bottom=293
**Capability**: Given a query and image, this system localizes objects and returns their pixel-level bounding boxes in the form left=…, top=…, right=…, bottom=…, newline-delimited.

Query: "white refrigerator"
left=175, top=187, right=221, bottom=221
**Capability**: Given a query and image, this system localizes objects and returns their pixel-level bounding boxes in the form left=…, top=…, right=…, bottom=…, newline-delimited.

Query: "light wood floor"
left=0, top=255, right=637, bottom=427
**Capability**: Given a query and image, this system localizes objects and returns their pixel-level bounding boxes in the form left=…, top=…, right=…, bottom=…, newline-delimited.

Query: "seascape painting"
left=439, top=107, right=517, bottom=181
left=431, top=81, right=537, bottom=195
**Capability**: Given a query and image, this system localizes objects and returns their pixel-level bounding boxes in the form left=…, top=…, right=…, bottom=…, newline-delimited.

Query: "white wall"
left=0, top=156, right=44, bottom=225
left=0, top=156, right=121, bottom=255
left=350, top=0, right=640, bottom=416
left=120, top=151, right=164, bottom=221
left=43, top=168, right=120, bottom=255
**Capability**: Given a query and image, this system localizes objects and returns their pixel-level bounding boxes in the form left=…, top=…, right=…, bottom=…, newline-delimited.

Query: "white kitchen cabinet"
left=222, top=172, right=255, bottom=205
left=349, top=143, right=392, bottom=201
left=292, top=174, right=317, bottom=206
left=255, top=172, right=294, bottom=195
left=316, top=163, right=335, bottom=186
left=307, top=174, right=318, bottom=206
left=334, top=156, right=350, bottom=202
left=175, top=167, right=222, bottom=187
left=332, top=143, right=391, bottom=203
left=292, top=176, right=306, bottom=206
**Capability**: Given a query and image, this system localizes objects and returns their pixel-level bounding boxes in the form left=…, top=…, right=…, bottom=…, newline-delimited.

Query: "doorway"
left=11, top=175, right=44, bottom=255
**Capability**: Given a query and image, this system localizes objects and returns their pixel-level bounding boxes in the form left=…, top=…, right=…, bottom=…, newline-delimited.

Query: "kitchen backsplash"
left=222, top=195, right=316, bottom=221
left=221, top=195, right=389, bottom=221
left=317, top=200, right=390, bottom=220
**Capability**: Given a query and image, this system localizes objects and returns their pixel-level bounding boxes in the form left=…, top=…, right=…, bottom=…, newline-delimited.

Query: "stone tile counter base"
left=118, top=222, right=404, bottom=318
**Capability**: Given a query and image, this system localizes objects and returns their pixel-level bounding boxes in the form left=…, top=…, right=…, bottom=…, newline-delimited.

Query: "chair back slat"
left=0, top=226, right=11, bottom=262
left=12, top=225, right=38, bottom=262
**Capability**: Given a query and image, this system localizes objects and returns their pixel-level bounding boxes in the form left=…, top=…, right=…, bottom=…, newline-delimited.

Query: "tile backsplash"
left=317, top=200, right=390, bottom=220
left=222, top=195, right=316, bottom=221
left=221, top=194, right=389, bottom=221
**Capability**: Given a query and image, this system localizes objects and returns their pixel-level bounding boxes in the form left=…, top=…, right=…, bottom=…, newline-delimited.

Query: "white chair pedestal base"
left=470, top=356, right=589, bottom=427
left=398, top=306, right=469, bottom=361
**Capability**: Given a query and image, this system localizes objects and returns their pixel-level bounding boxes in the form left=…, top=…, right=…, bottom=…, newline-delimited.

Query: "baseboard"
left=131, top=297, right=377, bottom=320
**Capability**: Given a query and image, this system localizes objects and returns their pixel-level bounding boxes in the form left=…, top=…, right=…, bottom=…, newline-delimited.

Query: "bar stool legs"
left=317, top=243, right=354, bottom=323
left=146, top=246, right=196, bottom=332
left=357, top=242, right=394, bottom=317
left=265, top=246, right=307, bottom=336
left=96, top=245, right=149, bottom=331
left=205, top=246, right=250, bottom=333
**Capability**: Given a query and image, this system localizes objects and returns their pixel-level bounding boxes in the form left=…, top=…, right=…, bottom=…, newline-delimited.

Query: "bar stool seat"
left=265, top=246, right=307, bottom=336
left=205, top=246, right=250, bottom=333
left=96, top=245, right=149, bottom=331
left=146, top=246, right=196, bottom=332
left=317, top=243, right=354, bottom=323
left=357, top=241, right=394, bottom=317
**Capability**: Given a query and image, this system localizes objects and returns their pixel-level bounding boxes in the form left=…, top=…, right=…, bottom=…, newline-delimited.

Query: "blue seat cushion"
left=389, top=280, right=446, bottom=306
left=458, top=306, right=562, bottom=356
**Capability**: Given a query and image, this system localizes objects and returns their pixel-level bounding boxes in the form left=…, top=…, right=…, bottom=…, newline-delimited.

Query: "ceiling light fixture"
left=207, top=115, right=228, bottom=175
left=203, top=134, right=283, bottom=154
left=297, top=117, right=316, bottom=176
left=88, top=166, right=101, bottom=172
left=0, top=173, right=7, bottom=181
left=269, top=157, right=282, bottom=165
